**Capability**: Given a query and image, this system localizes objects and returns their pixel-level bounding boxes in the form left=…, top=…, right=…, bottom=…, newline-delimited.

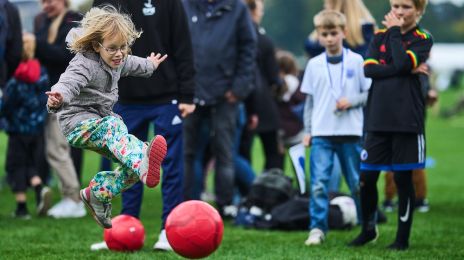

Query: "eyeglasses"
left=98, top=42, right=128, bottom=55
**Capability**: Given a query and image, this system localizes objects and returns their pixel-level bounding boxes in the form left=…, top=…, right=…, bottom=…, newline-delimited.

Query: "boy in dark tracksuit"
left=349, top=0, right=433, bottom=251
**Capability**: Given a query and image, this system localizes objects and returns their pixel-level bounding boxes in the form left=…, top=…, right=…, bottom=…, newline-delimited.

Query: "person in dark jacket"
left=241, top=0, right=284, bottom=170
left=90, top=0, right=195, bottom=251
left=25, top=0, right=85, bottom=219
left=0, top=0, right=22, bottom=89
left=181, top=0, right=257, bottom=218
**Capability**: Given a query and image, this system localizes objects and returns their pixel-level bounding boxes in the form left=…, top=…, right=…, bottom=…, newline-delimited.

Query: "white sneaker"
left=90, top=241, right=108, bottom=251
left=48, top=198, right=87, bottom=218
left=153, top=229, right=172, bottom=251
left=47, top=198, right=72, bottom=216
left=304, top=228, right=325, bottom=246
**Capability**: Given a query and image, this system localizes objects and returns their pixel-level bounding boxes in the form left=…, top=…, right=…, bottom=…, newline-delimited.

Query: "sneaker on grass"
left=153, top=229, right=172, bottom=251
left=348, top=226, right=379, bottom=247
left=415, top=199, right=430, bottom=213
left=382, top=199, right=395, bottom=213
left=304, top=228, right=325, bottom=246
left=48, top=198, right=86, bottom=218
left=90, top=241, right=108, bottom=251
left=80, top=187, right=112, bottom=228
left=36, top=186, right=52, bottom=216
left=13, top=207, right=31, bottom=220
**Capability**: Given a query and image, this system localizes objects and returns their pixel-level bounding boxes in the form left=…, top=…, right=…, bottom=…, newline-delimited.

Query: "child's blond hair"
left=324, top=0, right=376, bottom=47
left=390, top=0, right=428, bottom=17
left=68, top=5, right=141, bottom=54
left=314, top=10, right=346, bottom=31
left=22, top=34, right=36, bottom=61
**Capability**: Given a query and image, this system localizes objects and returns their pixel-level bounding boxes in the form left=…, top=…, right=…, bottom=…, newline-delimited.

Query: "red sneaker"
left=141, top=135, right=167, bottom=188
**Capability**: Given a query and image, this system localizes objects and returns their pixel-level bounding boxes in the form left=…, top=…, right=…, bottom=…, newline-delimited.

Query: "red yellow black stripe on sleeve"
left=406, top=50, right=418, bottom=69
left=413, top=29, right=430, bottom=40
left=364, top=58, right=379, bottom=66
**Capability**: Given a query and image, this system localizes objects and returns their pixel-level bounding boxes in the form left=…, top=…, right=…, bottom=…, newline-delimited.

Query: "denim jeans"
left=309, top=137, right=362, bottom=233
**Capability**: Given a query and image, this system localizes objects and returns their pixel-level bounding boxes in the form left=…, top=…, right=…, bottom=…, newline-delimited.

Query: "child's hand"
left=412, top=63, right=429, bottom=75
left=147, top=52, right=168, bottom=69
left=46, top=91, right=64, bottom=108
left=382, top=11, right=404, bottom=29
left=225, top=90, right=238, bottom=104
left=336, top=97, right=352, bottom=110
left=303, top=134, right=312, bottom=147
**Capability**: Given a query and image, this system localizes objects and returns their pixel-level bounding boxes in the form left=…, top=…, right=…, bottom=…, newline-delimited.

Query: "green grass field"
left=1, top=85, right=464, bottom=259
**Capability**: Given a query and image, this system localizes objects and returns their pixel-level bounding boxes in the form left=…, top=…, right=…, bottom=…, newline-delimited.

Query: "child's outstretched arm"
left=121, top=53, right=168, bottom=78
left=147, top=52, right=168, bottom=69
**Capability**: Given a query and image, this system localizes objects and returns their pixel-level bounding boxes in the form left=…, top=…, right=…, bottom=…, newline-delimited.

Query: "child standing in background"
left=349, top=0, right=433, bottom=250
left=46, top=5, right=168, bottom=228
left=1, top=33, right=51, bottom=219
left=301, top=10, right=371, bottom=246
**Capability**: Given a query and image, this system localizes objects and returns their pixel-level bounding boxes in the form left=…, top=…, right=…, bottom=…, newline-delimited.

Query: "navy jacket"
left=0, top=61, right=49, bottom=134
left=182, top=0, right=257, bottom=105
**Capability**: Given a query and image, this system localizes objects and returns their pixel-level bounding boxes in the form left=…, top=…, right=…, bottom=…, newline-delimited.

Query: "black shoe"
left=348, top=227, right=379, bottom=247
left=387, top=241, right=409, bottom=251
left=377, top=208, right=388, bottom=224
left=13, top=207, right=31, bottom=220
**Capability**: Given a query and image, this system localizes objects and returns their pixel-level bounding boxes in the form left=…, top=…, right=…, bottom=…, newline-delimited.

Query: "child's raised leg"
left=67, top=116, right=166, bottom=227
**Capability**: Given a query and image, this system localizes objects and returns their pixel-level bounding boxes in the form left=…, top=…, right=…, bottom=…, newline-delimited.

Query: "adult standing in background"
left=0, top=0, right=22, bottom=89
left=26, top=0, right=85, bottom=219
left=241, top=0, right=284, bottom=170
left=182, top=0, right=257, bottom=217
left=90, top=0, right=195, bottom=251
left=304, top=0, right=376, bottom=58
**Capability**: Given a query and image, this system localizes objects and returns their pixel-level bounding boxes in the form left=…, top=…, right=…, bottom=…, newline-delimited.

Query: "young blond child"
left=349, top=0, right=433, bottom=250
left=301, top=10, right=371, bottom=246
left=1, top=33, right=51, bottom=219
left=46, top=5, right=168, bottom=228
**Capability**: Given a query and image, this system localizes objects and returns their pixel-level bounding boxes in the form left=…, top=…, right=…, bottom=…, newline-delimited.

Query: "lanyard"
left=325, top=49, right=345, bottom=101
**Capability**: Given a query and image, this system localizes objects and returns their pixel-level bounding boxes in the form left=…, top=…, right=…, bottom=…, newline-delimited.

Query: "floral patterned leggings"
left=66, top=116, right=146, bottom=203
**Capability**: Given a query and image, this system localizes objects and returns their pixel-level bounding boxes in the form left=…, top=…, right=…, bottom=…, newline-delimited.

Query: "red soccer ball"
left=166, top=200, right=224, bottom=259
left=103, top=214, right=145, bottom=251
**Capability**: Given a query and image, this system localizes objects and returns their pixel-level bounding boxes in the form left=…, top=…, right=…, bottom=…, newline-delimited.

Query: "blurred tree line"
left=262, top=0, right=464, bottom=57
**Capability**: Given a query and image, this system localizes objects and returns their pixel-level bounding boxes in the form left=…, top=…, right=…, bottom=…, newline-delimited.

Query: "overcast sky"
left=430, top=0, right=464, bottom=5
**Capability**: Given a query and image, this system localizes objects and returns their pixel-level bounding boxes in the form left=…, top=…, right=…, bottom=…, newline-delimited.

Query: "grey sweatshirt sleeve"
left=121, top=55, right=156, bottom=78
left=48, top=57, right=92, bottom=113
left=303, top=94, right=313, bottom=134
left=347, top=92, right=368, bottom=108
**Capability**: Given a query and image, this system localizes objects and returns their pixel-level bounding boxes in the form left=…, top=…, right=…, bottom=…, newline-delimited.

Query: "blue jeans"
left=100, top=103, right=184, bottom=228
left=309, top=137, right=362, bottom=233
